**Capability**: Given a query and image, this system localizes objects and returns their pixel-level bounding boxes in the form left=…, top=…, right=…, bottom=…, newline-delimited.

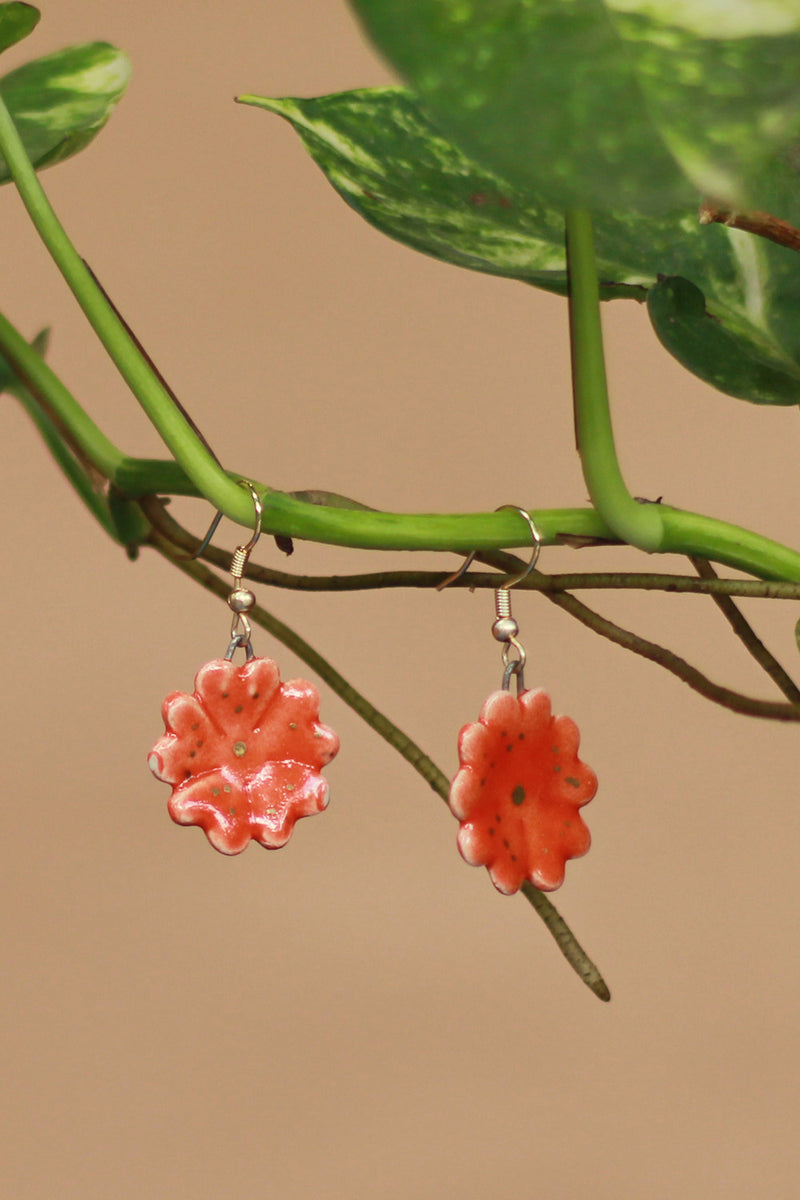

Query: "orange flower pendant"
left=449, top=688, right=597, bottom=893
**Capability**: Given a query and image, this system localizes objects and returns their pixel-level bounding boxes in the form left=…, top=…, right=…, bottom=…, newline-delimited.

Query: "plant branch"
left=3, top=307, right=800, bottom=574
left=520, top=883, right=610, bottom=1001
left=543, top=585, right=800, bottom=721
left=689, top=556, right=800, bottom=705
left=566, top=208, right=664, bottom=552
left=13, top=384, right=118, bottom=537
left=141, top=497, right=800, bottom=600
left=698, top=202, right=800, bottom=254
left=0, top=93, right=254, bottom=526
left=143, top=501, right=800, bottom=723
left=0, top=308, right=124, bottom=480
left=4, top=135, right=800, bottom=577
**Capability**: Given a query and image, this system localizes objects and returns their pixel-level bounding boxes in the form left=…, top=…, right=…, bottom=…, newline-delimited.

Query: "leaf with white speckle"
left=0, top=41, right=130, bottom=183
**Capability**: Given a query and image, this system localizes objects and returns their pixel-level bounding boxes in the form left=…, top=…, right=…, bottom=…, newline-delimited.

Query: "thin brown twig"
left=544, top=586, right=800, bottom=721
left=699, top=202, right=800, bottom=254
left=474, top=549, right=800, bottom=722
left=689, top=557, right=800, bottom=706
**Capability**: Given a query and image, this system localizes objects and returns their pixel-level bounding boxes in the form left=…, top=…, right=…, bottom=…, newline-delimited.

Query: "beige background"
left=3, top=3, right=800, bottom=1197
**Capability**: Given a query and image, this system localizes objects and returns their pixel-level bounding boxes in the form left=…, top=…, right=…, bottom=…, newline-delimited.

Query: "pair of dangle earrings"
left=445, top=507, right=598, bottom=895
left=148, top=492, right=595, bottom=897
left=148, top=481, right=339, bottom=854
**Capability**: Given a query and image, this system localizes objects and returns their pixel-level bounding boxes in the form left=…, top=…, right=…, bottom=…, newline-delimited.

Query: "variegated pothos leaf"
left=0, top=41, right=130, bottom=183
left=347, top=0, right=800, bottom=217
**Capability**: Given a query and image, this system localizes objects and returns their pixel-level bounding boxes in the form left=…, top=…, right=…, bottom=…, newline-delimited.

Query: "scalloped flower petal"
left=148, top=657, right=338, bottom=854
left=449, top=688, right=596, bottom=894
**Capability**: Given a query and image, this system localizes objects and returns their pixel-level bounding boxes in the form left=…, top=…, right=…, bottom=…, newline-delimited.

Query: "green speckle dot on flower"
left=511, top=784, right=526, bottom=806
left=233, top=741, right=247, bottom=757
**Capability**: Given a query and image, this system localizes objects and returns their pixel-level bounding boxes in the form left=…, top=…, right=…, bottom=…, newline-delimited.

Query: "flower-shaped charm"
left=449, top=688, right=596, bottom=894
left=148, top=657, right=339, bottom=854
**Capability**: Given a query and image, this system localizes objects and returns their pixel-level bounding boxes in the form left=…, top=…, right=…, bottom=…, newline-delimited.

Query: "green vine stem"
left=136, top=503, right=800, bottom=601
left=8, top=331, right=800, bottom=572
left=143, top=496, right=800, bottom=720
left=14, top=382, right=118, bottom=538
left=147, top=520, right=611, bottom=1001
left=566, top=207, right=664, bottom=553
left=2, top=98, right=800, bottom=577
left=0, top=93, right=253, bottom=526
left=563, top=208, right=800, bottom=583
left=0, top=309, right=123, bottom=480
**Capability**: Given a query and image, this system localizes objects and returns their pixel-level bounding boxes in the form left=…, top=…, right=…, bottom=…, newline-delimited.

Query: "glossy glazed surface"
left=449, top=688, right=596, bottom=893
left=149, top=656, right=339, bottom=853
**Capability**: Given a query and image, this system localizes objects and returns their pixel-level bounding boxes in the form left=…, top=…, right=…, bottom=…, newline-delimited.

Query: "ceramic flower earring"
left=446, top=507, right=597, bottom=894
left=148, top=480, right=339, bottom=853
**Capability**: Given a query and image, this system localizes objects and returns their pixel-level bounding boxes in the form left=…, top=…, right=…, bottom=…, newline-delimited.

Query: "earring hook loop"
left=186, top=478, right=263, bottom=565
left=435, top=505, right=542, bottom=591
left=174, top=481, right=264, bottom=658
left=494, top=505, right=541, bottom=589
left=436, top=505, right=542, bottom=694
left=228, top=480, right=263, bottom=580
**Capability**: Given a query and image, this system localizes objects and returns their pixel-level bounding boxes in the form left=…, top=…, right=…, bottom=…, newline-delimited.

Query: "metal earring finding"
left=492, top=505, right=541, bottom=694
left=223, top=480, right=263, bottom=661
left=437, top=504, right=541, bottom=694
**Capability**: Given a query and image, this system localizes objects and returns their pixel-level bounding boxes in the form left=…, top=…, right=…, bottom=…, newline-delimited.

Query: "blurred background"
left=3, top=3, right=800, bottom=1197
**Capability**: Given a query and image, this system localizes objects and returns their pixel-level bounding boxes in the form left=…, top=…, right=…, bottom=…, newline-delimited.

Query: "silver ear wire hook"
left=185, top=479, right=264, bottom=565
left=438, top=505, right=542, bottom=693
left=492, top=506, right=541, bottom=693
left=435, top=506, right=541, bottom=592
left=207, top=479, right=263, bottom=661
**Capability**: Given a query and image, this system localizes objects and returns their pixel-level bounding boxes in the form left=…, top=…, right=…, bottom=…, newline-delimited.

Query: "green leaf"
left=0, top=2, right=39, bottom=55
left=647, top=277, right=800, bottom=406
left=244, top=85, right=800, bottom=407
left=240, top=88, right=644, bottom=299
left=0, top=41, right=130, bottom=182
left=347, top=0, right=800, bottom=214
left=606, top=2, right=800, bottom=211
